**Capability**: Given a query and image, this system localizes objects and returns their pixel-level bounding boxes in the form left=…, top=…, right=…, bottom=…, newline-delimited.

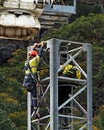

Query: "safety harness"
left=25, top=59, right=40, bottom=82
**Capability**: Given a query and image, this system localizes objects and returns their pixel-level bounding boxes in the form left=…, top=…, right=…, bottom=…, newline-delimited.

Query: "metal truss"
left=27, top=38, right=92, bottom=130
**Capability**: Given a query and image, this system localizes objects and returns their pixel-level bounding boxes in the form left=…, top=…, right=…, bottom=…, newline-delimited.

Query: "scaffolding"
left=27, top=38, right=92, bottom=130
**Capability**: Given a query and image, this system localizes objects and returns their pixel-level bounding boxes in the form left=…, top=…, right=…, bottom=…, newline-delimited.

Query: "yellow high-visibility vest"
left=25, top=55, right=40, bottom=75
left=63, top=65, right=73, bottom=75
left=76, top=70, right=81, bottom=79
left=63, top=65, right=81, bottom=79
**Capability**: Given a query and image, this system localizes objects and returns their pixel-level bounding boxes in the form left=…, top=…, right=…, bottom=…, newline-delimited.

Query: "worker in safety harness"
left=59, top=64, right=81, bottom=127
left=59, top=64, right=81, bottom=106
left=62, top=64, right=81, bottom=79
left=23, top=41, right=45, bottom=119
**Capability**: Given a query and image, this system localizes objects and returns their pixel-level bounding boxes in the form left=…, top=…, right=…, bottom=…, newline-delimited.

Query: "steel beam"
left=47, top=39, right=61, bottom=130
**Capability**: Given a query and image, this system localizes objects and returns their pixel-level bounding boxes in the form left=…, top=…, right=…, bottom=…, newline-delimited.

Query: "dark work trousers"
left=23, top=74, right=38, bottom=109
left=31, top=83, right=38, bottom=109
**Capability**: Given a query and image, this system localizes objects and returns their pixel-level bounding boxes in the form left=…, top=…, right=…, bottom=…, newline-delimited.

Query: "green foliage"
left=0, top=49, right=27, bottom=129
left=9, top=111, right=27, bottom=128
left=0, top=68, right=26, bottom=110
left=7, top=49, right=27, bottom=67
left=0, top=109, right=17, bottom=130
left=76, top=1, right=102, bottom=17
left=18, top=126, right=27, bottom=130
left=93, top=105, right=104, bottom=130
left=0, top=93, right=21, bottom=113
left=7, top=49, right=27, bottom=82
left=92, top=42, right=104, bottom=79
left=42, top=14, right=104, bottom=43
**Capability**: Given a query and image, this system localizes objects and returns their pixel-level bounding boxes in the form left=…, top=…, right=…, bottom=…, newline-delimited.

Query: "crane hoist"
left=0, top=0, right=76, bottom=40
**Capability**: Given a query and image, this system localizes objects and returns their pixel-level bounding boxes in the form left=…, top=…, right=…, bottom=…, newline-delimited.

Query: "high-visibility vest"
left=63, top=65, right=73, bottom=75
left=25, top=55, right=40, bottom=75
left=63, top=65, right=81, bottom=79
left=76, top=70, right=81, bottom=79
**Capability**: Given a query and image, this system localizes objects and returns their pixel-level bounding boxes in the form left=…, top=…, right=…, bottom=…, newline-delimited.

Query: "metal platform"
left=41, top=76, right=87, bottom=85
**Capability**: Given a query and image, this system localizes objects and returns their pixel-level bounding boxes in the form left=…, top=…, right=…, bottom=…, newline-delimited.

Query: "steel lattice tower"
left=27, top=38, right=92, bottom=130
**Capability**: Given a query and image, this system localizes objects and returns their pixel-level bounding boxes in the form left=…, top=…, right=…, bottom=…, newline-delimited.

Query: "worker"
left=58, top=64, right=81, bottom=109
left=62, top=64, right=81, bottom=79
left=58, top=64, right=81, bottom=128
left=23, top=41, right=45, bottom=119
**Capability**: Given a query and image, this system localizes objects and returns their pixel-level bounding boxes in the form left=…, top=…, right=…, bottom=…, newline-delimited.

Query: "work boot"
left=36, top=110, right=40, bottom=119
left=32, top=107, right=40, bottom=119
